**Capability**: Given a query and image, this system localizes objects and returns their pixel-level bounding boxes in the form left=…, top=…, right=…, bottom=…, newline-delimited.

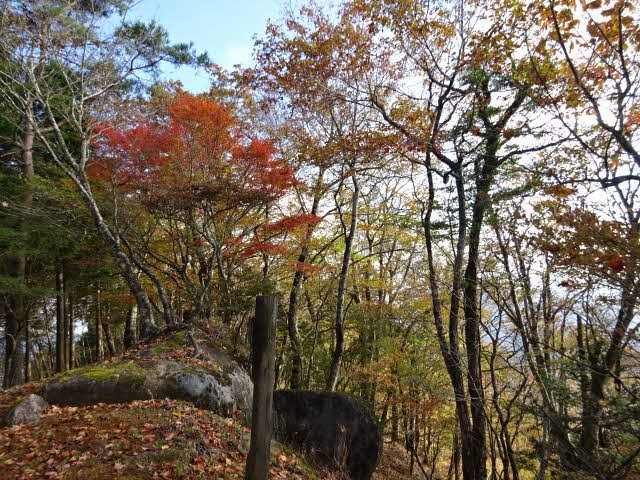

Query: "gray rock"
left=273, top=390, right=382, bottom=480
left=41, top=340, right=253, bottom=423
left=4, top=394, right=50, bottom=426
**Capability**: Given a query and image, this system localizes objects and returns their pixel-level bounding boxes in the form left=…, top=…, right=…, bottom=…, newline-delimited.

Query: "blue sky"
left=128, top=0, right=286, bottom=92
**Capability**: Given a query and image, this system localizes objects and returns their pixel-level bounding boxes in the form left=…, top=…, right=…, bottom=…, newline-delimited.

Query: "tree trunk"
left=120, top=239, right=175, bottom=328
left=538, top=418, right=549, bottom=480
left=286, top=169, right=324, bottom=390
left=72, top=171, right=158, bottom=338
left=461, top=142, right=500, bottom=480
left=327, top=166, right=359, bottom=391
left=578, top=281, right=639, bottom=460
left=62, top=282, right=69, bottom=371
left=24, top=314, right=31, bottom=383
left=55, top=266, right=65, bottom=373
left=45, top=310, right=54, bottom=375
left=3, top=107, right=35, bottom=388
left=391, top=399, right=399, bottom=443
left=3, top=289, right=22, bottom=388
left=124, top=305, right=136, bottom=349
left=103, top=323, right=116, bottom=357
left=96, top=289, right=104, bottom=361
left=423, top=165, right=477, bottom=480
left=68, top=297, right=75, bottom=369
left=286, top=265, right=305, bottom=390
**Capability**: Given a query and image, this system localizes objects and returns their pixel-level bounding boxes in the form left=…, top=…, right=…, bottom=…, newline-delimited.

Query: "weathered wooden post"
left=245, top=295, right=277, bottom=480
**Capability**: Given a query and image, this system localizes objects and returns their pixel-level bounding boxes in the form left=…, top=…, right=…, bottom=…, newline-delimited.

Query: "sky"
left=128, top=0, right=287, bottom=92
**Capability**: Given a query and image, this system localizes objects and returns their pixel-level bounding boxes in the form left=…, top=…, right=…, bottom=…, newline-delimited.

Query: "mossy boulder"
left=42, top=362, right=152, bottom=406
left=41, top=339, right=253, bottom=422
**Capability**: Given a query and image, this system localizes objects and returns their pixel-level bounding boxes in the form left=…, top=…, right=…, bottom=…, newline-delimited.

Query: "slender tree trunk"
left=68, top=297, right=74, bottom=369
left=488, top=328, right=521, bottom=480
left=80, top=335, right=87, bottom=366
left=494, top=221, right=577, bottom=469
left=3, top=107, right=35, bottom=388
left=124, top=306, right=136, bottom=349
left=287, top=169, right=325, bottom=390
left=121, top=240, right=175, bottom=328
left=579, top=281, right=638, bottom=461
left=3, top=287, right=23, bottom=387
left=304, top=291, right=321, bottom=389
left=103, top=323, right=116, bottom=357
left=24, top=314, right=31, bottom=383
left=538, top=418, right=549, bottom=480
left=3, top=281, right=23, bottom=387
left=33, top=346, right=43, bottom=380
left=286, top=263, right=305, bottom=390
left=327, top=166, right=359, bottom=391
left=21, top=105, right=35, bottom=385
left=454, top=432, right=461, bottom=480
left=45, top=307, right=54, bottom=374
left=55, top=266, right=65, bottom=373
left=391, top=398, right=399, bottom=443
left=62, top=282, right=69, bottom=371
left=70, top=169, right=158, bottom=337
left=96, top=289, right=104, bottom=360
left=423, top=163, right=477, bottom=480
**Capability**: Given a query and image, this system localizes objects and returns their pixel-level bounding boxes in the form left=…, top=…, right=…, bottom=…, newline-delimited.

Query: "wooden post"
left=245, top=295, right=277, bottom=480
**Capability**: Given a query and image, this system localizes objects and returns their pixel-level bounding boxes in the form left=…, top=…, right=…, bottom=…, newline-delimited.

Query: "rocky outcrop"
left=273, top=390, right=382, bottom=480
left=40, top=331, right=253, bottom=422
left=4, top=394, right=50, bottom=426
left=2, top=329, right=382, bottom=479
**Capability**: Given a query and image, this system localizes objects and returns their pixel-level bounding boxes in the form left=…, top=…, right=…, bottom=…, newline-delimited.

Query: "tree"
left=507, top=0, right=640, bottom=474
left=257, top=1, right=564, bottom=477
left=95, top=91, right=299, bottom=324
left=0, top=0, right=204, bottom=337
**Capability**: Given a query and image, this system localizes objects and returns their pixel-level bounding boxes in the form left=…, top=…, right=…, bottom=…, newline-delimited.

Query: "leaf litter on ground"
left=0, top=398, right=335, bottom=480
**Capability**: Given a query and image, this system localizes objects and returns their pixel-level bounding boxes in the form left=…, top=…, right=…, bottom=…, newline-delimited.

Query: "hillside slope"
left=0, top=327, right=338, bottom=480
left=0, top=327, right=402, bottom=480
left=0, top=396, right=334, bottom=480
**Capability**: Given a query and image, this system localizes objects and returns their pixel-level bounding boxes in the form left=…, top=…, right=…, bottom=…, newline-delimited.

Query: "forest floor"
left=0, top=383, right=423, bottom=480
left=0, top=395, right=337, bottom=480
left=0, top=327, right=418, bottom=480
left=372, top=442, right=431, bottom=480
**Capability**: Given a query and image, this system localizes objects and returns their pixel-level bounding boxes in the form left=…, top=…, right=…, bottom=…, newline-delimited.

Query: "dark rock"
left=4, top=394, right=50, bottom=426
left=272, top=390, right=382, bottom=480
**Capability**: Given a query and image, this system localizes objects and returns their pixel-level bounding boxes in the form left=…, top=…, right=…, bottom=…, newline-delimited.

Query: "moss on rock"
left=58, top=362, right=147, bottom=387
left=6, top=395, right=27, bottom=410
left=39, top=333, right=253, bottom=420
left=145, top=330, right=190, bottom=357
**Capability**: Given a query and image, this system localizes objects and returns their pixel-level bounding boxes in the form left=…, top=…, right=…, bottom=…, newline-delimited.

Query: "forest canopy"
left=0, top=0, right=638, bottom=479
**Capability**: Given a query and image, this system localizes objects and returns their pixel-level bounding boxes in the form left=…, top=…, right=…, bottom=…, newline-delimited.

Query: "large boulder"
left=41, top=332, right=253, bottom=422
left=272, top=390, right=382, bottom=480
left=4, top=394, right=50, bottom=426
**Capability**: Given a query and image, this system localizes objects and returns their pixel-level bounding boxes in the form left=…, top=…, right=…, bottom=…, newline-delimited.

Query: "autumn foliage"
left=92, top=94, right=296, bottom=212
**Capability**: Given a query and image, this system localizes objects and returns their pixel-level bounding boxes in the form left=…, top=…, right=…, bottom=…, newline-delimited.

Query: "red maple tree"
left=93, top=94, right=296, bottom=212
